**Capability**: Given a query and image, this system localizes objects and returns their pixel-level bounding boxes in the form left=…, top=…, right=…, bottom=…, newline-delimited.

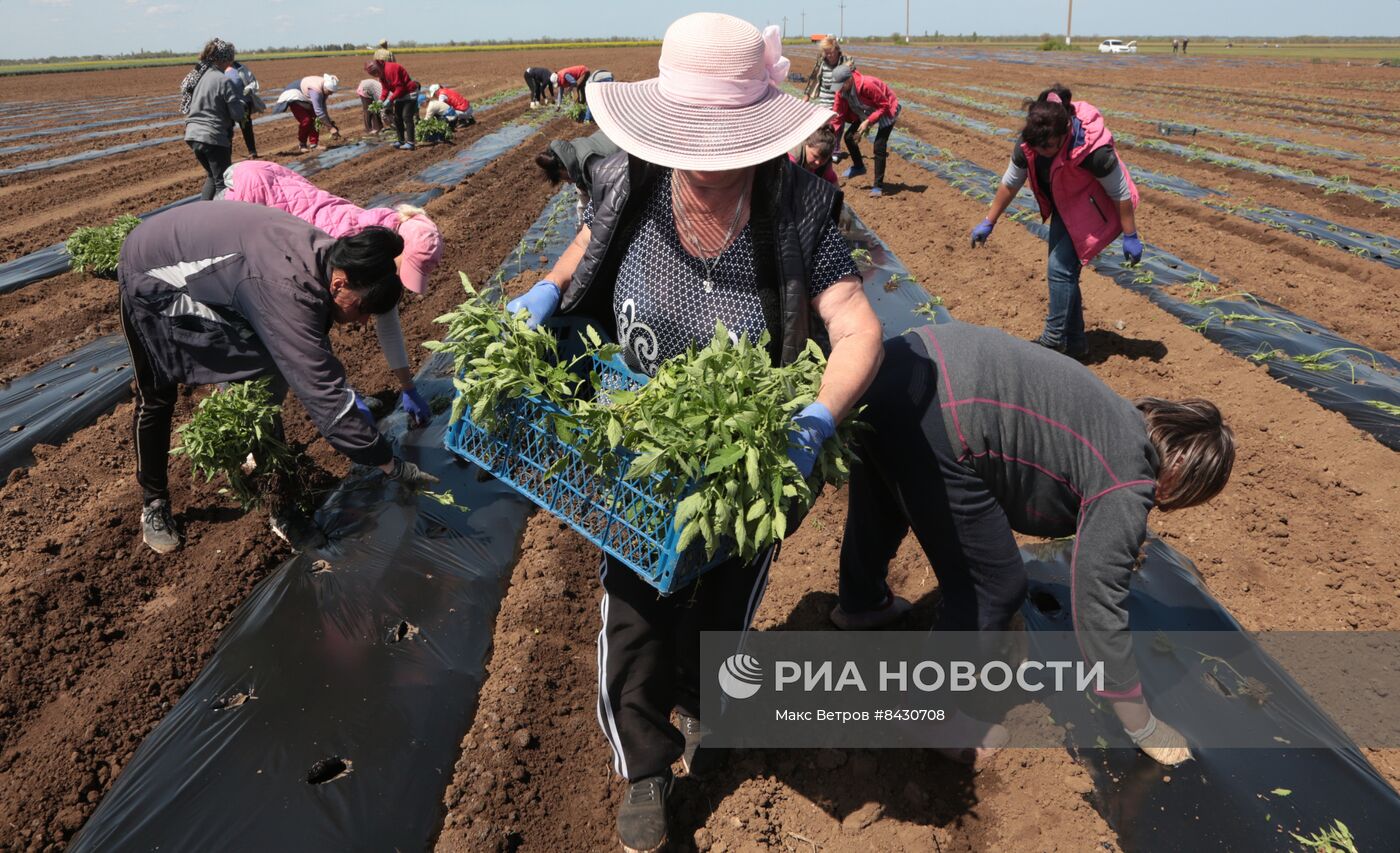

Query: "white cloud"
left=32, top=0, right=72, bottom=7
left=366, top=5, right=384, bottom=12
left=145, top=3, right=181, bottom=14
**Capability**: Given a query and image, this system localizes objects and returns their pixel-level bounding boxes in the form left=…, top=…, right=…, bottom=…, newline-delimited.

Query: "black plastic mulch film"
left=889, top=133, right=1400, bottom=450
left=68, top=189, right=578, bottom=851
left=897, top=88, right=1400, bottom=263
left=0, top=97, right=533, bottom=473
left=1022, top=539, right=1400, bottom=850
left=0, top=92, right=526, bottom=298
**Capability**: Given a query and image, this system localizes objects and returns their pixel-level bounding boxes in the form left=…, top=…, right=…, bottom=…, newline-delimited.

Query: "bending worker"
left=220, top=159, right=444, bottom=427
left=836, top=320, right=1235, bottom=767
left=971, top=84, right=1142, bottom=361
left=118, top=201, right=438, bottom=555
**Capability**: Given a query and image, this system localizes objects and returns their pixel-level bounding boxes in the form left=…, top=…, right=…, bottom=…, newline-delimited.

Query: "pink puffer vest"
left=223, top=161, right=397, bottom=237
left=1022, top=101, right=1139, bottom=265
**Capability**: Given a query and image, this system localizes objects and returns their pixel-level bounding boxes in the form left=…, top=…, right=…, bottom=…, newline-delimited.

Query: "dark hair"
left=328, top=226, right=404, bottom=315
left=535, top=149, right=568, bottom=185
left=1020, top=83, right=1073, bottom=149
left=804, top=126, right=837, bottom=158
left=1135, top=397, right=1235, bottom=511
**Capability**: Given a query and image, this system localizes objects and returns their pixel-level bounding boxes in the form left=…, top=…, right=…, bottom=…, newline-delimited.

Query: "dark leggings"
left=360, top=96, right=383, bottom=132
left=839, top=333, right=1027, bottom=629
left=235, top=116, right=256, bottom=155
left=843, top=121, right=895, bottom=188
left=392, top=96, right=416, bottom=143
left=187, top=140, right=232, bottom=200
left=120, top=295, right=177, bottom=505
left=525, top=74, right=550, bottom=102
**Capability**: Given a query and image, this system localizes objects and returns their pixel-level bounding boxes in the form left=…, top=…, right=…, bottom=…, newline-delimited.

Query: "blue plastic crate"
left=443, top=355, right=730, bottom=594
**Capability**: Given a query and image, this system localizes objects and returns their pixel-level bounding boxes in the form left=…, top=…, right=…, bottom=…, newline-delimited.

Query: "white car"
left=1098, top=39, right=1138, bottom=54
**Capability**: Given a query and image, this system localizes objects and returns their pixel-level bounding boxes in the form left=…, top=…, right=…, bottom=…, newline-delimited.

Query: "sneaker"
left=1031, top=335, right=1089, bottom=362
left=270, top=508, right=328, bottom=551
left=141, top=499, right=181, bottom=554
left=870, top=186, right=884, bottom=197
left=833, top=150, right=848, bottom=162
left=830, top=592, right=912, bottom=630
left=617, top=773, right=672, bottom=853
left=843, top=164, right=867, bottom=179
left=678, top=713, right=713, bottom=779
left=400, top=141, right=416, bottom=151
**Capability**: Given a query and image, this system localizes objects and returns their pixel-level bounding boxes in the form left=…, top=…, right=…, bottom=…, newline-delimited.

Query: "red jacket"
left=557, top=65, right=589, bottom=88
left=438, top=87, right=470, bottom=112
left=376, top=61, right=412, bottom=102
left=830, top=71, right=900, bottom=128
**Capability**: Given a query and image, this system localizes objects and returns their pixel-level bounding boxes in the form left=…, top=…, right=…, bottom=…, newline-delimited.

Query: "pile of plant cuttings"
left=427, top=274, right=862, bottom=562
left=66, top=213, right=140, bottom=278
left=416, top=116, right=453, bottom=143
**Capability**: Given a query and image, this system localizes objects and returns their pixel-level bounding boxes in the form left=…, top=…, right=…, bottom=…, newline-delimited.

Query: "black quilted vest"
left=561, top=152, right=844, bottom=367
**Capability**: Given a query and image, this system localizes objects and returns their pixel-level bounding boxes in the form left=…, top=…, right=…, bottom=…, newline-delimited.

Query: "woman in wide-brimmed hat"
left=505, top=13, right=882, bottom=851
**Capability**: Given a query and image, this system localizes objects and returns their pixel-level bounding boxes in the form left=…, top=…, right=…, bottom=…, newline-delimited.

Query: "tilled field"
left=1, top=44, right=1398, bottom=852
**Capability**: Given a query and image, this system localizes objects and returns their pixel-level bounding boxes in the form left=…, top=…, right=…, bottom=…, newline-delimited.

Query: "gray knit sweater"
left=913, top=321, right=1159, bottom=693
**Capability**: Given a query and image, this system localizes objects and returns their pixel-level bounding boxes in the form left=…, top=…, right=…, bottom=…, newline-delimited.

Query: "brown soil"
left=2, top=44, right=1399, bottom=853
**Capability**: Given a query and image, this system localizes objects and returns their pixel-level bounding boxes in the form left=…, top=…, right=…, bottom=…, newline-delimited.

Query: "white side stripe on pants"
left=595, top=556, right=630, bottom=779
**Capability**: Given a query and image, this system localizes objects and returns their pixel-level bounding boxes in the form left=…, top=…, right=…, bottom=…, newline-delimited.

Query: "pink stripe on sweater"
left=967, top=449, right=1084, bottom=499
left=915, top=326, right=970, bottom=454
left=944, top=397, right=1124, bottom=484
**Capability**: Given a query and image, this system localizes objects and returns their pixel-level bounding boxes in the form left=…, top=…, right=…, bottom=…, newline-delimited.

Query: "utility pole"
left=1065, top=0, right=1073, bottom=45
left=783, top=16, right=788, bottom=39
left=839, top=1, right=846, bottom=39
left=801, top=11, right=806, bottom=37
left=905, top=0, right=910, bottom=43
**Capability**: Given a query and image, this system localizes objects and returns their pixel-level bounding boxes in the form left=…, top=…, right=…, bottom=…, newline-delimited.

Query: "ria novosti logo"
left=717, top=654, right=764, bottom=699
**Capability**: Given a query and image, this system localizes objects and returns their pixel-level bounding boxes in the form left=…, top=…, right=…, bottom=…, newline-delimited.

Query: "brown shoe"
left=830, top=593, right=912, bottom=630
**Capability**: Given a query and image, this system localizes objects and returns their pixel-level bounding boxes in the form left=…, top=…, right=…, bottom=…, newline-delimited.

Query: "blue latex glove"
left=1122, top=232, right=1144, bottom=265
left=354, top=392, right=375, bottom=420
left=401, top=387, right=431, bottom=427
left=787, top=401, right=837, bottom=479
left=505, top=280, right=561, bottom=330
left=970, top=218, right=995, bottom=247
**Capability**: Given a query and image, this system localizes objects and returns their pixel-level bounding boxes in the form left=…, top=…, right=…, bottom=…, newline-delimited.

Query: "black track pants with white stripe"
left=595, top=548, right=773, bottom=781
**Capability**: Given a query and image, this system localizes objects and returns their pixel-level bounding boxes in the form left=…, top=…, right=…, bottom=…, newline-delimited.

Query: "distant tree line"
left=0, top=35, right=654, bottom=66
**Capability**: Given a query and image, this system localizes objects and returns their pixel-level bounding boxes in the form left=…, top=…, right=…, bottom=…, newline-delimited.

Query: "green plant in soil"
left=912, top=301, right=941, bottom=318
left=424, top=273, right=583, bottom=433
left=566, top=324, right=860, bottom=563
left=849, top=247, right=873, bottom=266
left=1365, top=400, right=1400, bottom=416
left=1291, top=819, right=1358, bottom=853
left=171, top=378, right=303, bottom=512
left=66, top=214, right=141, bottom=278
left=1183, top=275, right=1218, bottom=305
left=415, top=115, right=453, bottom=143
left=1131, top=268, right=1156, bottom=285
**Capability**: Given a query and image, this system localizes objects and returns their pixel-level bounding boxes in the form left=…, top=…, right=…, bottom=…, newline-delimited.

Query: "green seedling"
left=565, top=323, right=861, bottom=564
left=1190, top=311, right=1303, bottom=334
left=66, top=214, right=141, bottom=277
left=367, top=100, right=383, bottom=116
left=849, top=247, right=873, bottom=266
left=1131, top=269, right=1156, bottom=285
left=1365, top=400, right=1400, bottom=416
left=1291, top=819, right=1358, bottom=853
left=912, top=301, right=941, bottom=318
left=415, top=115, right=453, bottom=143
left=425, top=273, right=584, bottom=433
left=1183, top=276, right=1219, bottom=305
left=172, top=378, right=298, bottom=511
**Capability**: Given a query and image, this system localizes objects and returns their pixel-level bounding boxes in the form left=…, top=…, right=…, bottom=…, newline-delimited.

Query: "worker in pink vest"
left=970, top=84, right=1142, bottom=361
left=221, top=160, right=444, bottom=426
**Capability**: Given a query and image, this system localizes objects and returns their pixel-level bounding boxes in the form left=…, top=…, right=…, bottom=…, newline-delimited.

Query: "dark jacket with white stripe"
left=117, top=200, right=392, bottom=467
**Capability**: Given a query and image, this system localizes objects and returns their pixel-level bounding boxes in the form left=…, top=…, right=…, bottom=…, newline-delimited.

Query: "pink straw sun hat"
left=586, top=13, right=834, bottom=171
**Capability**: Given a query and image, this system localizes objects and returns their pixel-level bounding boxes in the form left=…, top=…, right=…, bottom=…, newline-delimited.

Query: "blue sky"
left=5, top=0, right=1399, bottom=59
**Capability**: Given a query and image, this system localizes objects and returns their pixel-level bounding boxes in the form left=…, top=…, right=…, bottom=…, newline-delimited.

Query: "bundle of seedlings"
left=367, top=100, right=384, bottom=117
left=425, top=274, right=583, bottom=433
left=430, top=276, right=860, bottom=563
left=171, top=377, right=324, bottom=518
left=415, top=115, right=453, bottom=144
left=66, top=214, right=140, bottom=278
left=567, top=325, right=860, bottom=562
